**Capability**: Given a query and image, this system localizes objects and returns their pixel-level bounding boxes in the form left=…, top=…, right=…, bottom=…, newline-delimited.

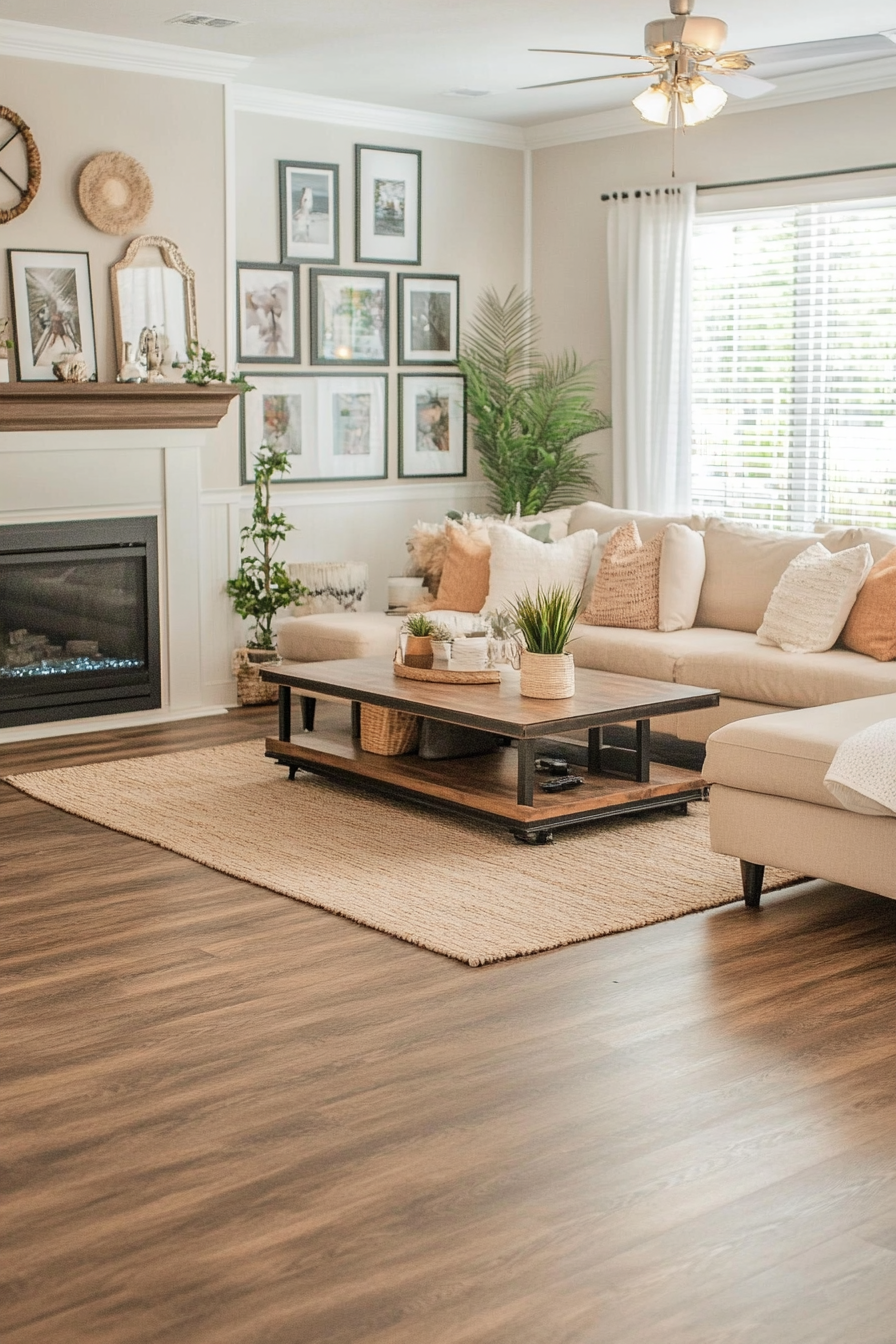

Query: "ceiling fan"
left=524, top=0, right=896, bottom=128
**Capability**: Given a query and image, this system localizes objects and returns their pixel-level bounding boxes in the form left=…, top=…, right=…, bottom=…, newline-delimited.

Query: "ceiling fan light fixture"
left=679, top=75, right=728, bottom=125
left=632, top=79, right=673, bottom=125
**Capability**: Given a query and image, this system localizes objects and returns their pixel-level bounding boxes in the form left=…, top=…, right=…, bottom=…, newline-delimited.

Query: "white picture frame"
left=398, top=274, right=459, bottom=364
left=398, top=373, right=466, bottom=479
left=355, top=144, right=421, bottom=266
left=7, top=249, right=97, bottom=382
left=241, top=373, right=388, bottom=484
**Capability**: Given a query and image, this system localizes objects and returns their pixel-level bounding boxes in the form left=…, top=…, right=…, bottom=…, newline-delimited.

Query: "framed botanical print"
left=240, top=372, right=388, bottom=484
left=236, top=262, right=300, bottom=363
left=310, top=268, right=389, bottom=365
left=355, top=144, right=421, bottom=265
left=7, top=249, right=97, bottom=381
left=398, top=374, right=466, bottom=479
left=279, top=160, right=339, bottom=264
left=398, top=274, right=459, bottom=364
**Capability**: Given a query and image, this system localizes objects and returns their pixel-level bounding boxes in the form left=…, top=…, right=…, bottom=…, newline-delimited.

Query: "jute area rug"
left=9, top=740, right=805, bottom=967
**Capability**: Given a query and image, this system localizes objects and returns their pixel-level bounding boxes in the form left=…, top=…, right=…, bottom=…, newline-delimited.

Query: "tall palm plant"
left=457, top=288, right=609, bottom=516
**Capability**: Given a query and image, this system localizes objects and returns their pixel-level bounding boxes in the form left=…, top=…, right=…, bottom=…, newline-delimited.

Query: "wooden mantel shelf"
left=0, top=382, right=242, bottom=433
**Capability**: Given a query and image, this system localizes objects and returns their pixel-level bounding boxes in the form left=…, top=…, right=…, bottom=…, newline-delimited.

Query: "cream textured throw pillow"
left=658, top=524, right=706, bottom=632
left=757, top=542, right=874, bottom=654
left=582, top=521, right=664, bottom=630
left=824, top=718, right=896, bottom=817
left=483, top=523, right=597, bottom=614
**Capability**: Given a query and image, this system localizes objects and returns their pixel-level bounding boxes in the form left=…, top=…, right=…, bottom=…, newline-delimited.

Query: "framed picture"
left=236, top=262, right=300, bottom=363
left=279, top=160, right=339, bottom=264
left=398, top=373, right=466, bottom=479
left=7, top=249, right=97, bottom=382
left=398, top=274, right=459, bottom=364
left=355, top=144, right=421, bottom=265
left=240, top=372, right=388, bottom=484
left=310, top=268, right=389, bottom=365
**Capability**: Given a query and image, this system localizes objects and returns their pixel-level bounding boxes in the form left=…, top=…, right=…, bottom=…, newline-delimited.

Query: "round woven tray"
left=394, top=662, right=500, bottom=686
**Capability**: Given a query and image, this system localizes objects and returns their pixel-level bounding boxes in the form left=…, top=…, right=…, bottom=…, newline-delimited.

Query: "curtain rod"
left=601, top=161, right=896, bottom=202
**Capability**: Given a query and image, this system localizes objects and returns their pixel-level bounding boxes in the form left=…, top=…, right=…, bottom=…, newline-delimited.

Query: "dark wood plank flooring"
left=3, top=701, right=896, bottom=1343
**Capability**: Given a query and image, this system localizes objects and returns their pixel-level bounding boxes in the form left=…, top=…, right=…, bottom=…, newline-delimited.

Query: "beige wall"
left=532, top=86, right=896, bottom=501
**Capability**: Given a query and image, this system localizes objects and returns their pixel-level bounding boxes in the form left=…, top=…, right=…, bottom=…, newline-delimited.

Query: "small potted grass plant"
left=402, top=613, right=441, bottom=668
left=507, top=584, right=582, bottom=699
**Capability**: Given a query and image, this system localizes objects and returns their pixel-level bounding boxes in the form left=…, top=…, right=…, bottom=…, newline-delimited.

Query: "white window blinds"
left=692, top=197, right=896, bottom=532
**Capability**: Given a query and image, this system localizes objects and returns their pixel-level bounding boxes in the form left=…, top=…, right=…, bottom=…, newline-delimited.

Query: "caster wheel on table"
left=511, top=830, right=554, bottom=846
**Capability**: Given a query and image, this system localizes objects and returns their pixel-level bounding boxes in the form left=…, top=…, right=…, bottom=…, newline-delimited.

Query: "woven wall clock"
left=0, top=106, right=41, bottom=224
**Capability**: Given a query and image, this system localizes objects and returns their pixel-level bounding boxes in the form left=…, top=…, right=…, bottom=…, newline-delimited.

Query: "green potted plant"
left=226, top=444, right=308, bottom=705
left=402, top=613, right=441, bottom=668
left=458, top=287, right=609, bottom=516
left=507, top=584, right=582, bottom=699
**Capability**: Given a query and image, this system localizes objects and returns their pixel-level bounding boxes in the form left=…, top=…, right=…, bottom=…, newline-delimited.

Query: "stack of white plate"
left=450, top=636, right=489, bottom=671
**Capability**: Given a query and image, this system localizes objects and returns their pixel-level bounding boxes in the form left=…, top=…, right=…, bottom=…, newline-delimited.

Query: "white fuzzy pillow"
left=824, top=718, right=896, bottom=817
left=658, top=524, right=706, bottom=632
left=483, top=523, right=597, bottom=614
left=757, top=542, right=874, bottom=654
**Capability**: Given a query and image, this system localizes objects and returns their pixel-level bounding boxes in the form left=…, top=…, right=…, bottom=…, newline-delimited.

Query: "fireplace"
left=0, top=517, right=161, bottom=728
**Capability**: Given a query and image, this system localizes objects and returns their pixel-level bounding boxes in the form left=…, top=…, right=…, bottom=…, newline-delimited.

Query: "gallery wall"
left=531, top=85, right=896, bottom=502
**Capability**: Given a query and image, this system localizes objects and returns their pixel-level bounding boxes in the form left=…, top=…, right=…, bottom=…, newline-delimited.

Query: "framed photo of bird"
left=7, top=249, right=97, bottom=382
left=279, top=160, right=339, bottom=265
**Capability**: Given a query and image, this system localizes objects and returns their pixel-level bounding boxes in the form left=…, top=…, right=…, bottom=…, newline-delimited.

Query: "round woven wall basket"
left=78, top=152, right=154, bottom=235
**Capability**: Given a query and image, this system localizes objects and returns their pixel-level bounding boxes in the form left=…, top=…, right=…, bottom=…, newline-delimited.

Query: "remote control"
left=535, top=756, right=569, bottom=775
left=540, top=775, right=585, bottom=792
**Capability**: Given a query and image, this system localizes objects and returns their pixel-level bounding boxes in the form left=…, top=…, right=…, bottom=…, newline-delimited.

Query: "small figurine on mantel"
left=117, top=340, right=144, bottom=383
left=137, top=325, right=167, bottom=382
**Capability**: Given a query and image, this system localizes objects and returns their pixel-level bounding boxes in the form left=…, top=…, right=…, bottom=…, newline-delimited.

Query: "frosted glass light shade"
left=680, top=77, right=728, bottom=126
left=632, top=81, right=672, bottom=125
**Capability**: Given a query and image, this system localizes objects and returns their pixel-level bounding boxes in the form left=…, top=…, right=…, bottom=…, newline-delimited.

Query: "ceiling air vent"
left=166, top=12, right=244, bottom=27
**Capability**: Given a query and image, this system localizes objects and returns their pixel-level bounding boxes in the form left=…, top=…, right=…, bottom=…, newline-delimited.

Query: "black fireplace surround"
left=0, top=517, right=161, bottom=728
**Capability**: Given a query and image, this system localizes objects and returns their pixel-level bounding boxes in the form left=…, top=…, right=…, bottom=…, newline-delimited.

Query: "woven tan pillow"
left=841, top=548, right=896, bottom=661
left=429, top=521, right=491, bottom=613
left=582, top=521, right=665, bottom=629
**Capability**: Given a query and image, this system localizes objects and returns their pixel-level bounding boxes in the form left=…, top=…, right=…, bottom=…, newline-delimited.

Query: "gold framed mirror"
left=111, top=235, right=197, bottom=379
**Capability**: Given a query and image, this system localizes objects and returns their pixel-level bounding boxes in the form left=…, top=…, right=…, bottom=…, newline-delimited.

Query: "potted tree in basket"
left=226, top=444, right=308, bottom=705
left=507, top=584, right=582, bottom=700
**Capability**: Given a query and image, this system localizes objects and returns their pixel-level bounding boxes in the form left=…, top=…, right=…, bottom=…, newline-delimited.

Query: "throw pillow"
left=658, top=524, right=706, bottom=632
left=506, top=506, right=572, bottom=543
left=815, top=523, right=896, bottom=564
left=696, top=519, right=819, bottom=634
left=757, top=542, right=874, bottom=654
left=840, top=548, right=896, bottom=661
left=824, top=718, right=896, bottom=817
left=405, top=514, right=490, bottom=594
left=581, top=521, right=665, bottom=630
left=429, top=521, right=491, bottom=614
left=482, top=523, right=597, bottom=615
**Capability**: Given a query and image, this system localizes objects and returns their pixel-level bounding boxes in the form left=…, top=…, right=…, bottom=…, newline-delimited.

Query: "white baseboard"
left=0, top=703, right=228, bottom=747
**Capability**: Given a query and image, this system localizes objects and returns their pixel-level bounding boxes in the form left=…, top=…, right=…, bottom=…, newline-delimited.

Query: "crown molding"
left=232, top=83, right=527, bottom=150
left=525, top=54, right=896, bottom=149
left=0, top=18, right=252, bottom=83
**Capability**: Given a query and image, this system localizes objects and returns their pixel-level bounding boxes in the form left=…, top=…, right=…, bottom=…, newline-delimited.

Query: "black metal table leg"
left=517, top=738, right=536, bottom=807
left=635, top=719, right=651, bottom=783
left=351, top=701, right=362, bottom=739
left=278, top=684, right=291, bottom=742
left=299, top=695, right=316, bottom=732
left=588, top=726, right=603, bottom=774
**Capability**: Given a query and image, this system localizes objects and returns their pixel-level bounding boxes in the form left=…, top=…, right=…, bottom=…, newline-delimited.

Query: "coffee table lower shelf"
left=265, top=727, right=707, bottom=843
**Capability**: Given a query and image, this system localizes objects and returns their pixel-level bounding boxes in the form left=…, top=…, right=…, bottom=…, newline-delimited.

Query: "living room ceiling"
left=3, top=0, right=896, bottom=126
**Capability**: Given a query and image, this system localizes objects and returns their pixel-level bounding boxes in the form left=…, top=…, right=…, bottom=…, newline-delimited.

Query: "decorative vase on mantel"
left=519, top=650, right=576, bottom=700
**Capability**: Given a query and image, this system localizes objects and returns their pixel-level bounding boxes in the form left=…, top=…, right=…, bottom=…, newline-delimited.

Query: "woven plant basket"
left=360, top=704, right=420, bottom=756
left=519, top=650, right=576, bottom=700
left=233, top=648, right=281, bottom=707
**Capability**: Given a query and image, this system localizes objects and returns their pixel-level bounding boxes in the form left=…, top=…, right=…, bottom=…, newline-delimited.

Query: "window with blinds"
left=692, top=198, right=896, bottom=532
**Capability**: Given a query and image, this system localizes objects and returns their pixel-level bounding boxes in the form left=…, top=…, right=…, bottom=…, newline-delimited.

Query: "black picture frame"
left=398, top=372, right=467, bottom=479
left=7, top=248, right=98, bottom=382
left=240, top=371, right=389, bottom=485
left=236, top=262, right=300, bottom=364
left=310, top=268, right=390, bottom=366
left=279, top=159, right=340, bottom=265
left=398, top=273, right=460, bottom=365
left=355, top=144, right=422, bottom=266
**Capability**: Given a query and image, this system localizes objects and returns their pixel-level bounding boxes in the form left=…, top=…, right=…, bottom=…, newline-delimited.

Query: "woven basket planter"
left=360, top=704, right=420, bottom=756
left=519, top=650, right=576, bottom=700
left=233, top=648, right=281, bottom=707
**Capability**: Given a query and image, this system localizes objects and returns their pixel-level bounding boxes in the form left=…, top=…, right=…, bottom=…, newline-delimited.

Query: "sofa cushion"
left=696, top=519, right=819, bottom=633
left=483, top=523, right=596, bottom=614
left=277, top=613, right=403, bottom=663
left=581, top=522, right=664, bottom=629
left=815, top=524, right=896, bottom=563
left=672, top=627, right=896, bottom=708
left=704, top=694, right=896, bottom=810
left=756, top=542, right=873, bottom=654
left=568, top=501, right=707, bottom=543
left=570, top=623, right=693, bottom=682
left=841, top=548, right=896, bottom=662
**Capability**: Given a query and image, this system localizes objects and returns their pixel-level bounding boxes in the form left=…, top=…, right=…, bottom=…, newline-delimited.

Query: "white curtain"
left=607, top=183, right=696, bottom=514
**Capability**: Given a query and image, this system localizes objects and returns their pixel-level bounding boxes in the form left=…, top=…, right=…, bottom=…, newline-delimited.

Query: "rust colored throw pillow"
left=581, top=521, right=665, bottom=629
left=429, top=521, right=491, bottom=613
left=841, top=548, right=896, bottom=660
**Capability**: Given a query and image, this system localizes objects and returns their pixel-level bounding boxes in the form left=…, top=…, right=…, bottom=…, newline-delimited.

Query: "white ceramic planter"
left=519, top=650, right=575, bottom=699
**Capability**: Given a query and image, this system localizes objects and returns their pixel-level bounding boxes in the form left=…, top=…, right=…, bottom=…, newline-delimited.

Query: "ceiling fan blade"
left=520, top=71, right=656, bottom=90
left=528, top=48, right=654, bottom=61
left=706, top=70, right=777, bottom=99
left=736, top=32, right=896, bottom=72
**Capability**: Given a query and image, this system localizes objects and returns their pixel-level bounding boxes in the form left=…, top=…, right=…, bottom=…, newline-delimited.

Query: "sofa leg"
left=740, top=860, right=764, bottom=908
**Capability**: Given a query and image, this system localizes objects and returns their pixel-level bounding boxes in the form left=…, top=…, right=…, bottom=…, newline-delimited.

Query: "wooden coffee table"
left=262, top=658, right=719, bottom=843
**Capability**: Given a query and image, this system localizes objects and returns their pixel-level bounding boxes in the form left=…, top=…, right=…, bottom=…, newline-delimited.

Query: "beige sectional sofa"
left=276, top=503, right=896, bottom=744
